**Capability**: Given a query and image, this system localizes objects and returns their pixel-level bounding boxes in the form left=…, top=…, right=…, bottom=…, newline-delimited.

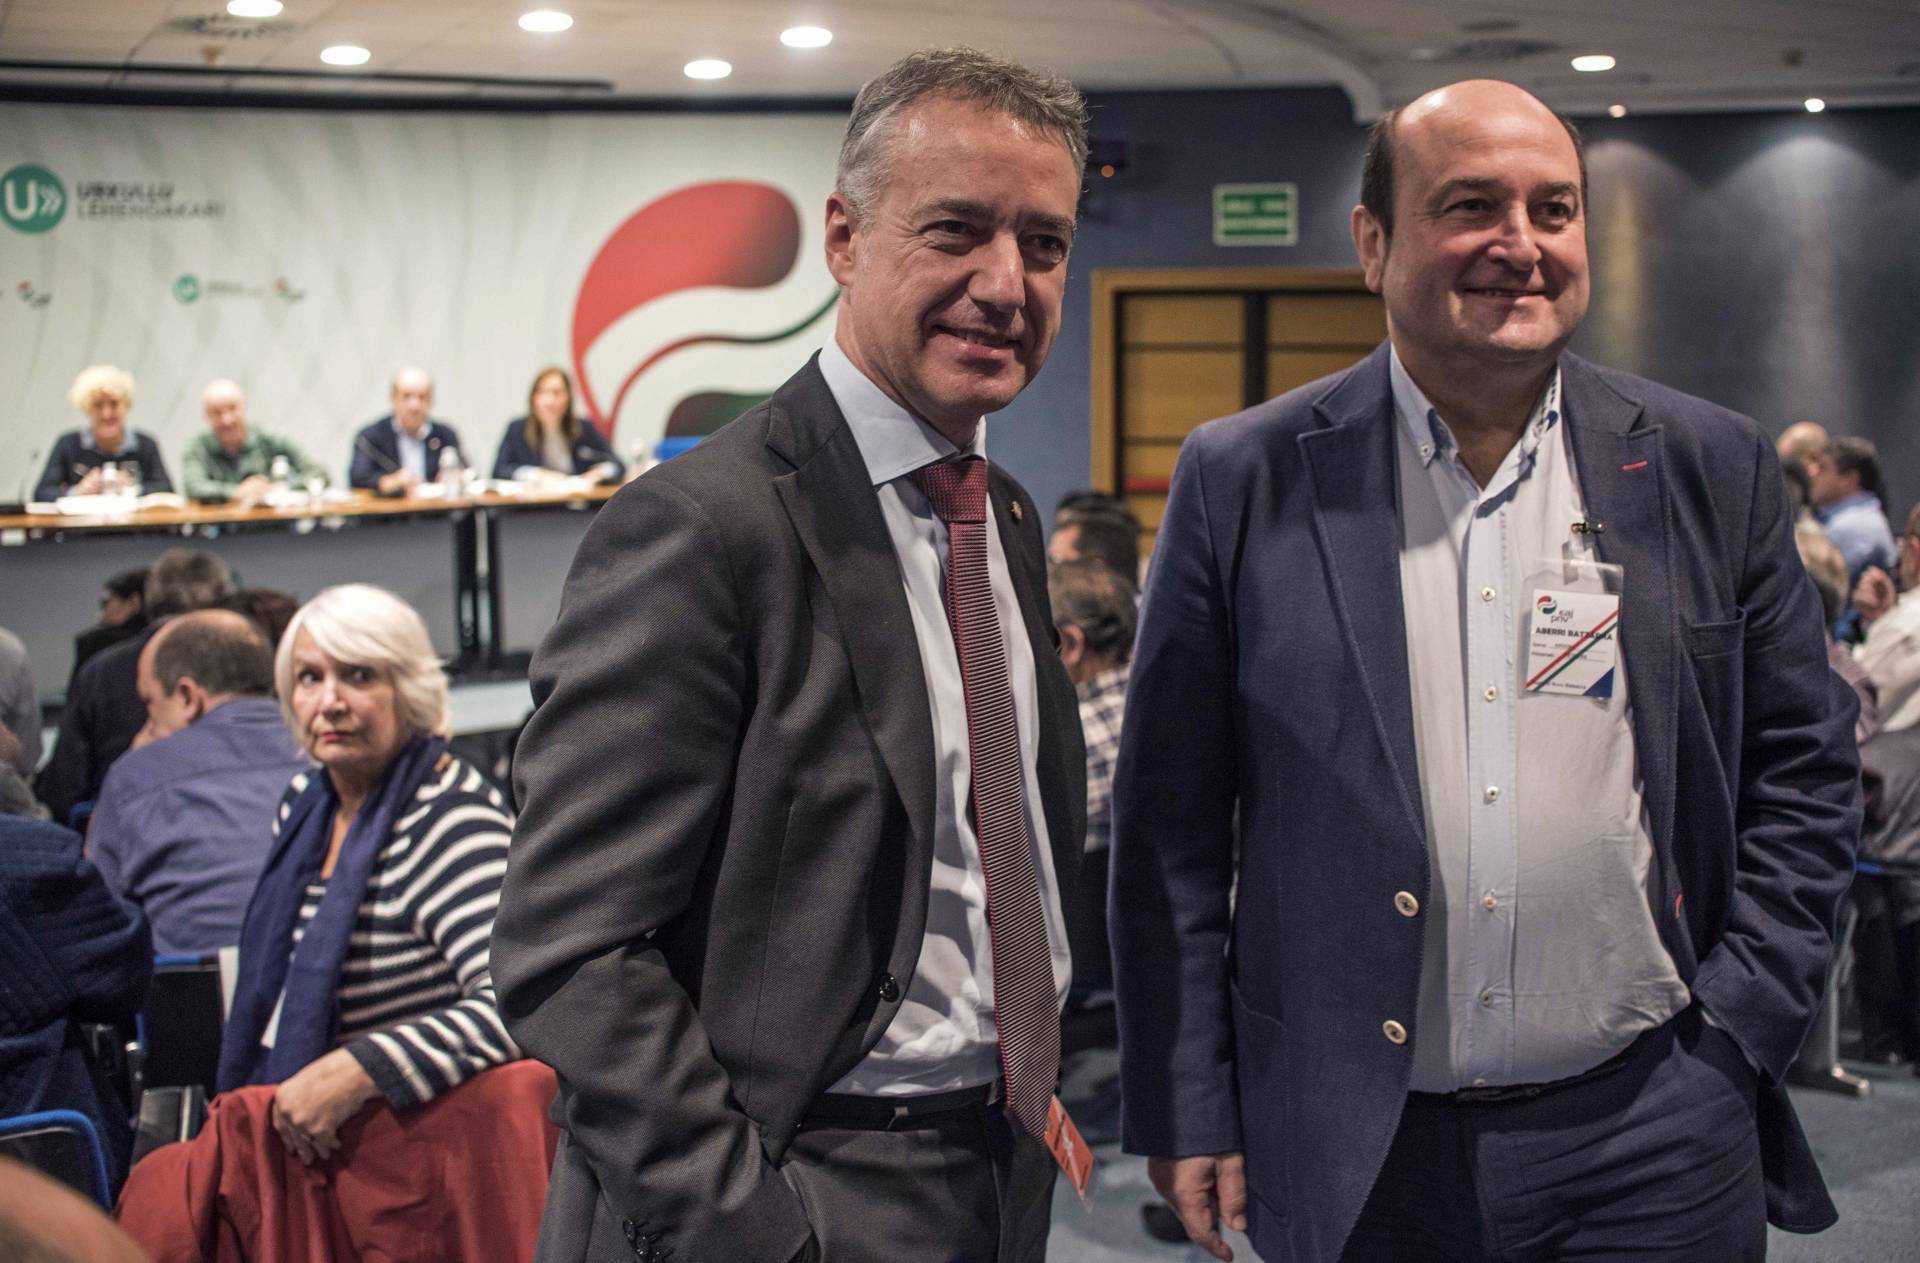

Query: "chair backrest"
left=140, top=954, right=225, bottom=1095
left=0, top=1110, right=111, bottom=1207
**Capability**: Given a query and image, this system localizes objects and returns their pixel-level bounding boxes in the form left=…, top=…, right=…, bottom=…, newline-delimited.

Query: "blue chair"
left=0, top=1109, right=111, bottom=1207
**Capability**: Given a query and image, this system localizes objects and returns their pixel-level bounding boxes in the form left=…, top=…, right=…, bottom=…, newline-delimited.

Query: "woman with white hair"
left=31, top=365, right=174, bottom=501
left=216, top=583, right=518, bottom=1164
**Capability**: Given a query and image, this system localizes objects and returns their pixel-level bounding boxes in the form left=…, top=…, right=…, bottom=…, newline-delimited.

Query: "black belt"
left=799, top=1082, right=998, bottom=1132
left=1408, top=1024, right=1656, bottom=1107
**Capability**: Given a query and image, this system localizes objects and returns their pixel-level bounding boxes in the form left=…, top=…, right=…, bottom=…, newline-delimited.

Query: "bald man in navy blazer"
left=1113, top=80, right=1861, bottom=1262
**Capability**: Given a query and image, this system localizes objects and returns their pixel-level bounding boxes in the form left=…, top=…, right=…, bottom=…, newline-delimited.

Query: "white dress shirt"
left=1391, top=346, right=1689, bottom=1092
left=393, top=417, right=430, bottom=481
left=1860, top=589, right=1920, bottom=733
left=818, top=338, right=1071, bottom=1097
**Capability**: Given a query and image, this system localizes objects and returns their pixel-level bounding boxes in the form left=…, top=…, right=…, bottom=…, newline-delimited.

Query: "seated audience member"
left=1856, top=502, right=1920, bottom=733
left=36, top=550, right=235, bottom=828
left=0, top=627, right=40, bottom=780
left=491, top=366, right=624, bottom=484
left=216, top=583, right=518, bottom=1166
left=180, top=379, right=324, bottom=504
left=216, top=587, right=301, bottom=651
left=0, top=813, right=151, bottom=1193
left=1049, top=490, right=1144, bottom=584
left=31, top=365, right=173, bottom=502
left=1809, top=434, right=1897, bottom=584
left=1049, top=557, right=1139, bottom=1001
left=70, top=567, right=148, bottom=684
left=1796, top=523, right=1880, bottom=744
left=87, top=611, right=307, bottom=955
left=348, top=367, right=465, bottom=496
left=1856, top=726, right=1920, bottom=1068
left=0, top=1156, right=147, bottom=1263
left=1776, top=420, right=1829, bottom=473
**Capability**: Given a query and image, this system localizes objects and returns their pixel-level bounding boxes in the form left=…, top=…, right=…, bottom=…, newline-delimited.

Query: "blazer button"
left=877, top=973, right=901, bottom=1003
left=1393, top=891, right=1420, bottom=917
left=1382, top=1019, right=1408, bottom=1045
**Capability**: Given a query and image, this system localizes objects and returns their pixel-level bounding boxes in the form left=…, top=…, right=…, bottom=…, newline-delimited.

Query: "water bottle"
left=269, top=454, right=292, bottom=499
left=437, top=446, right=465, bottom=495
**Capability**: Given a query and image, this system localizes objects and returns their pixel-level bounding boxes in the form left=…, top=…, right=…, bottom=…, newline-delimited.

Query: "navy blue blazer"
left=1112, top=344, right=1862, bottom=1260
left=0, top=815, right=151, bottom=1194
left=347, top=416, right=466, bottom=492
left=489, top=416, right=625, bottom=482
left=32, top=430, right=173, bottom=501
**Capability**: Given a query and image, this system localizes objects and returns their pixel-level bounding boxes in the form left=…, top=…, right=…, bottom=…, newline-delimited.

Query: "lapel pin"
left=1621, top=460, right=1649, bottom=472
left=1010, top=501, right=1023, bottom=523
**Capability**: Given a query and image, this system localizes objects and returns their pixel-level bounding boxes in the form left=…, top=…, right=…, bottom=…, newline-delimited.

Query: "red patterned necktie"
left=910, top=455, right=1058, bottom=1138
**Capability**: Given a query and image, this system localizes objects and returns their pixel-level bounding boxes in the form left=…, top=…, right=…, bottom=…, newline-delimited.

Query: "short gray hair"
left=837, top=47, right=1089, bottom=219
left=145, top=549, right=235, bottom=619
left=275, top=583, right=452, bottom=745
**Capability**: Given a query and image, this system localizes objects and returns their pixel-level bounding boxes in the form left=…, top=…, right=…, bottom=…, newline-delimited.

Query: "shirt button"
left=1394, top=891, right=1420, bottom=917
left=1480, top=586, right=1496, bottom=602
left=1382, top=1020, right=1408, bottom=1045
left=1484, top=786, right=1500, bottom=803
left=1483, top=893, right=1498, bottom=911
left=1473, top=1077, right=1488, bottom=1088
left=1483, top=685, right=1498, bottom=702
left=1480, top=990, right=1496, bottom=1007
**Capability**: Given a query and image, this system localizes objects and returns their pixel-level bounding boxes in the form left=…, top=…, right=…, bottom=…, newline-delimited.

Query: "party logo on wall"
left=571, top=180, right=837, bottom=456
left=173, top=273, right=202, bottom=304
left=2, top=164, right=66, bottom=234
left=16, top=281, right=51, bottom=308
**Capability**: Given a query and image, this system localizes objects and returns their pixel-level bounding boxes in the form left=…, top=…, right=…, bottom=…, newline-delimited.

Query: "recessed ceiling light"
left=226, top=0, right=283, bottom=16
left=1804, top=97, right=1826, bottom=113
left=320, top=45, right=370, bottom=66
left=780, top=26, right=832, bottom=49
left=1608, top=103, right=1628, bottom=118
left=684, top=58, right=732, bottom=80
left=519, top=10, right=573, bottom=33
left=1570, top=54, right=1616, bottom=73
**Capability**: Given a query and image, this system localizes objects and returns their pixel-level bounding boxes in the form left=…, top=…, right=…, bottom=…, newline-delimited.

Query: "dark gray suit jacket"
left=1113, top=344, right=1861, bottom=1261
left=494, top=356, right=1085, bottom=1263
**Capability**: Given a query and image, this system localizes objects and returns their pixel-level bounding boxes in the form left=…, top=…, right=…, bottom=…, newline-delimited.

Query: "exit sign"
left=1214, top=183, right=1298, bottom=246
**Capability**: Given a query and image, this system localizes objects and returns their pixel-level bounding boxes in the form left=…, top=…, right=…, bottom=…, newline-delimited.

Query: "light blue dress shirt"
left=1391, top=347, right=1689, bottom=1092
left=816, top=339, right=1071, bottom=1097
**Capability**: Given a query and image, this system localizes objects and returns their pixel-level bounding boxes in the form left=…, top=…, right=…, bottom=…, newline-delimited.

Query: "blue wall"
left=990, top=88, right=1920, bottom=528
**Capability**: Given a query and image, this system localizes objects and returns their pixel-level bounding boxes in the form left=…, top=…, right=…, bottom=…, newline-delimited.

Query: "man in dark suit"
left=1112, top=79, right=1861, bottom=1263
left=36, top=549, right=234, bottom=828
left=346, top=366, right=465, bottom=495
left=495, top=48, right=1089, bottom=1263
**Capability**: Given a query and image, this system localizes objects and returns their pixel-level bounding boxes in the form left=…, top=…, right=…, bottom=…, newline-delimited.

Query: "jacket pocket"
left=1685, top=610, right=1747, bottom=659
left=1229, top=980, right=1290, bottom=1224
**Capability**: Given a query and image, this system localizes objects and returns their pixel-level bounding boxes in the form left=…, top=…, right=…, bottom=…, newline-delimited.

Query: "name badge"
left=1046, top=1095, right=1096, bottom=1203
left=1525, top=587, right=1620, bottom=698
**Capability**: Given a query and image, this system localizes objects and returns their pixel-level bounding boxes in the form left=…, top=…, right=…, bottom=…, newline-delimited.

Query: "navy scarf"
left=217, top=734, right=449, bottom=1092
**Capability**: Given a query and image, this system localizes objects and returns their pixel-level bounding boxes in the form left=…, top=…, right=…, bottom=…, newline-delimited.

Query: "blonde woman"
left=32, top=365, right=173, bottom=500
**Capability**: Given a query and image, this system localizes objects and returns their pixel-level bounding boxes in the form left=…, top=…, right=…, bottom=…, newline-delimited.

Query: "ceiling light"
left=226, top=0, right=283, bottom=16
left=1570, top=54, right=1616, bottom=73
left=684, top=58, right=732, bottom=80
left=1804, top=97, right=1826, bottom=113
left=319, top=45, right=371, bottom=66
left=780, top=26, right=832, bottom=49
left=1608, top=103, right=1627, bottom=118
left=519, top=10, right=573, bottom=33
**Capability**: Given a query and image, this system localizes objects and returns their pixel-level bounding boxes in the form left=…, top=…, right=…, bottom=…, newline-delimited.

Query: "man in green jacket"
left=180, top=379, right=323, bottom=504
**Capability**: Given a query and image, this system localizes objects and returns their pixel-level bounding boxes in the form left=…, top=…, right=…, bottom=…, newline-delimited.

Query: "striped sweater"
left=273, top=754, right=520, bottom=1107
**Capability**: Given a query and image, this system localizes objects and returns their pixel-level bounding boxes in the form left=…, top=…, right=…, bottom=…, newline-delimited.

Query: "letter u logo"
left=2, top=178, right=33, bottom=221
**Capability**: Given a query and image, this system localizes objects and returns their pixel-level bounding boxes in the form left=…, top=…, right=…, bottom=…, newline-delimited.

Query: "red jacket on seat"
left=117, top=1060, right=557, bottom=1262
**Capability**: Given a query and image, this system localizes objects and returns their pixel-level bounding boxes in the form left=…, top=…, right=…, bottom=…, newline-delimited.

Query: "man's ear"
left=176, top=677, right=209, bottom=724
left=1352, top=204, right=1388, bottom=294
left=824, top=192, right=859, bottom=287
left=1056, top=623, right=1086, bottom=670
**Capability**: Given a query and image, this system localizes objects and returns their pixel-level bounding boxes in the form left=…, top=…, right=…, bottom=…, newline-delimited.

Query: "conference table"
left=0, top=484, right=619, bottom=697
